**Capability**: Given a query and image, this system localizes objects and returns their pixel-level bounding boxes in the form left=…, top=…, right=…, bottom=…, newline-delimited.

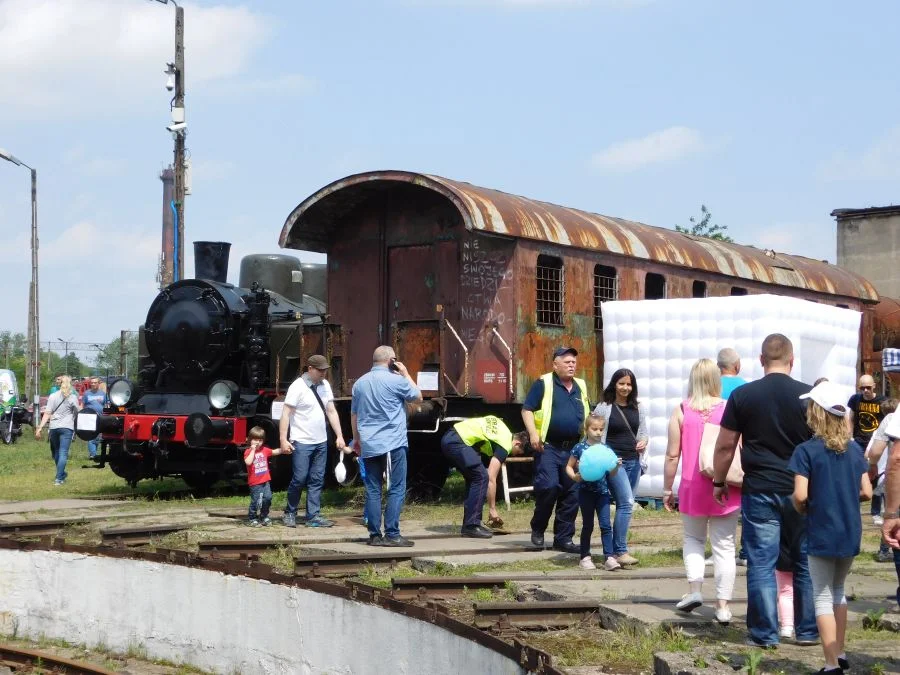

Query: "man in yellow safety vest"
left=521, top=347, right=590, bottom=553
left=440, top=416, right=527, bottom=538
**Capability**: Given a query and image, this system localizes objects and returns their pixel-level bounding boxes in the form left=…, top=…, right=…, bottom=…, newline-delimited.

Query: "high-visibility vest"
left=532, top=373, right=590, bottom=442
left=453, top=416, right=513, bottom=457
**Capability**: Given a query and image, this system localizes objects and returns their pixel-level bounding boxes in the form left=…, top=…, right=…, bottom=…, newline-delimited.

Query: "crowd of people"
left=32, top=338, right=900, bottom=668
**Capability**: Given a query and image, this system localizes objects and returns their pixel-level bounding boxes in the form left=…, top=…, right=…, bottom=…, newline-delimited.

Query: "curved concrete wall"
left=0, top=550, right=524, bottom=674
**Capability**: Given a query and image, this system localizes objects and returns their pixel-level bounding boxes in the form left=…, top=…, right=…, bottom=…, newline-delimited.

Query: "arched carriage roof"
left=280, top=170, right=879, bottom=303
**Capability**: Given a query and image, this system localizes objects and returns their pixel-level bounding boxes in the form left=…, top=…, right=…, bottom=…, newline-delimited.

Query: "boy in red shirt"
left=244, top=426, right=287, bottom=526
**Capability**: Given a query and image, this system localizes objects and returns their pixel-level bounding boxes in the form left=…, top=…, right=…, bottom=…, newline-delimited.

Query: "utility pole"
left=119, top=330, right=127, bottom=378
left=173, top=3, right=185, bottom=282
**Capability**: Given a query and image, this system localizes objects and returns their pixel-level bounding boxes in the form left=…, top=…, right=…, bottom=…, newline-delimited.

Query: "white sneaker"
left=874, top=514, right=884, bottom=526
left=579, top=556, right=596, bottom=570
left=603, top=556, right=622, bottom=571
left=779, top=626, right=794, bottom=640
left=675, top=592, right=703, bottom=613
left=715, top=607, right=732, bottom=624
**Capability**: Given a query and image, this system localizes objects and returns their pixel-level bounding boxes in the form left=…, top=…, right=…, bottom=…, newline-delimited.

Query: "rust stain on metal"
left=281, top=171, right=878, bottom=302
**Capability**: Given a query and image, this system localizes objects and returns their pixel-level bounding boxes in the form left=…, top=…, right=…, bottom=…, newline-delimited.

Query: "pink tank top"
left=678, top=400, right=741, bottom=517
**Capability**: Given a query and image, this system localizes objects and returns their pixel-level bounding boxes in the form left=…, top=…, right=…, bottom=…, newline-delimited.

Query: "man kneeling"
left=440, top=415, right=527, bottom=538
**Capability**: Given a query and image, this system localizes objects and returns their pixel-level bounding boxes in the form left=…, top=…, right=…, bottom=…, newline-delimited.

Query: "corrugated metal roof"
left=280, top=171, right=879, bottom=303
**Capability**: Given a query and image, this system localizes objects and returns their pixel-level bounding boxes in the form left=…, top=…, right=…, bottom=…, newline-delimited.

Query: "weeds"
left=745, top=649, right=764, bottom=675
left=863, top=608, right=886, bottom=630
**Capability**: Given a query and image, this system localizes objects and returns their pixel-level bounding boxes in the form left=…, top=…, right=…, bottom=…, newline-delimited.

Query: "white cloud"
left=0, top=0, right=271, bottom=119
left=590, top=126, right=707, bottom=173
left=817, top=125, right=900, bottom=181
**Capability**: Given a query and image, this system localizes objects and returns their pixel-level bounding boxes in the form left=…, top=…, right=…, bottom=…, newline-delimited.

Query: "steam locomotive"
left=77, top=242, right=328, bottom=490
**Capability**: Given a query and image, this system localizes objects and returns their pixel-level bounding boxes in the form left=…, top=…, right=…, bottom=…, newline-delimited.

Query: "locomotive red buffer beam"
left=75, top=409, right=246, bottom=447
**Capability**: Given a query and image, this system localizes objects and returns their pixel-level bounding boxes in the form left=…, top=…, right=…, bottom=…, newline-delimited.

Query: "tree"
left=94, top=333, right=140, bottom=379
left=675, top=205, right=734, bottom=242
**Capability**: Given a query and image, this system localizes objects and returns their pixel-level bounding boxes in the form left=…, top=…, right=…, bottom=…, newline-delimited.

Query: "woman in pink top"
left=663, top=358, right=742, bottom=625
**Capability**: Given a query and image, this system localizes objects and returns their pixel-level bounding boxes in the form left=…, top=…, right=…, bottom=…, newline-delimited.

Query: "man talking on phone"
left=351, top=346, right=422, bottom=546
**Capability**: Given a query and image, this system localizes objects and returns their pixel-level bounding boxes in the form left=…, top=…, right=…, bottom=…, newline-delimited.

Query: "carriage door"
left=388, top=245, right=440, bottom=395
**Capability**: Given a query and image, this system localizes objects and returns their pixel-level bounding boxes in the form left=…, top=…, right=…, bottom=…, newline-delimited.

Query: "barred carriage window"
left=645, top=273, right=666, bottom=300
left=692, top=281, right=707, bottom=298
left=593, top=264, right=618, bottom=330
left=536, top=255, right=564, bottom=326
left=731, top=286, right=748, bottom=296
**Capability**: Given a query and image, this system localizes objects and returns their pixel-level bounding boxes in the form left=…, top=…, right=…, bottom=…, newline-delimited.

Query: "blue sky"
left=1, top=0, right=898, bottom=363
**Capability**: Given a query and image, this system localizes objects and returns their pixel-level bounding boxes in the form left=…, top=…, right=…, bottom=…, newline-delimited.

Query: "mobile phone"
left=389, top=358, right=399, bottom=372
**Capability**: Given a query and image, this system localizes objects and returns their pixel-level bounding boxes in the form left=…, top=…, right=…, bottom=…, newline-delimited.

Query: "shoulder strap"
left=309, top=384, right=327, bottom=415
left=614, top=404, right=638, bottom=440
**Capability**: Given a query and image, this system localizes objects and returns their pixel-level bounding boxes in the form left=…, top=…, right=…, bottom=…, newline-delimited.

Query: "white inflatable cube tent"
left=601, top=294, right=861, bottom=499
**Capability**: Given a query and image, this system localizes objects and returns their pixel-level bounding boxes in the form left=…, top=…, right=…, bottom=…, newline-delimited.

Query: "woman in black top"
left=593, top=368, right=649, bottom=565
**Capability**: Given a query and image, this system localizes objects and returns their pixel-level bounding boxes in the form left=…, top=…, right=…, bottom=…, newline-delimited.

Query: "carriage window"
left=837, top=304, right=850, bottom=309
left=537, top=255, right=564, bottom=326
left=731, top=286, right=748, bottom=296
left=692, top=281, right=707, bottom=298
left=593, top=264, right=618, bottom=330
left=645, top=273, right=666, bottom=300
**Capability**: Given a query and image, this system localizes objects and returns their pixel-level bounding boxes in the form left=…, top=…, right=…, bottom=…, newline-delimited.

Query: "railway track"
left=100, top=523, right=191, bottom=546
left=0, top=643, right=119, bottom=674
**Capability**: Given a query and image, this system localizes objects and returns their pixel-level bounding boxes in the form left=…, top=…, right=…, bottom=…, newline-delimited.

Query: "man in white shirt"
left=280, top=354, right=346, bottom=528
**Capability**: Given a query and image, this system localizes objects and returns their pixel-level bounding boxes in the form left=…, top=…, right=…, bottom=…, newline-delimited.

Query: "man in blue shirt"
left=81, top=376, right=107, bottom=460
left=351, top=345, right=422, bottom=547
left=717, top=348, right=747, bottom=400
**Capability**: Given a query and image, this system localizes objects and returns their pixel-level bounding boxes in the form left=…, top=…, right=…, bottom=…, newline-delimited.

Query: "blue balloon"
left=578, top=443, right=618, bottom=482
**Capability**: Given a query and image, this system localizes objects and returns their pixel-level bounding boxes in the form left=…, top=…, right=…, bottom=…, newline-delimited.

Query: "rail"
left=442, top=319, right=469, bottom=396
left=0, top=643, right=119, bottom=674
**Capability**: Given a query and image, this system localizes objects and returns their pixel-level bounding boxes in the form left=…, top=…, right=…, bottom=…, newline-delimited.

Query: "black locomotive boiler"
left=77, top=242, right=328, bottom=490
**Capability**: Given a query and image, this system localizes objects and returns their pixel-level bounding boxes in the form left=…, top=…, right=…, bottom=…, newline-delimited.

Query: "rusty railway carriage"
left=279, top=170, right=896, bottom=491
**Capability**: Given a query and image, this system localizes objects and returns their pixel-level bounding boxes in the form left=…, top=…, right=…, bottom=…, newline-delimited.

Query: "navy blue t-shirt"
left=522, top=375, right=586, bottom=443
left=788, top=438, right=867, bottom=558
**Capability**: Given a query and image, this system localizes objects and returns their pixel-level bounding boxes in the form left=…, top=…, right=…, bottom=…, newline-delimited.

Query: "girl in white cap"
left=789, top=380, right=872, bottom=674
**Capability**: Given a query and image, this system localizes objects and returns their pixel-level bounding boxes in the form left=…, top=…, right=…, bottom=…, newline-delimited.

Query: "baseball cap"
left=553, top=347, right=578, bottom=358
left=307, top=354, right=330, bottom=370
left=799, top=380, right=848, bottom=417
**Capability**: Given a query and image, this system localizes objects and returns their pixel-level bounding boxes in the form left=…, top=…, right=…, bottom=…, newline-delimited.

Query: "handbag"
left=696, top=410, right=743, bottom=487
left=613, top=404, right=648, bottom=474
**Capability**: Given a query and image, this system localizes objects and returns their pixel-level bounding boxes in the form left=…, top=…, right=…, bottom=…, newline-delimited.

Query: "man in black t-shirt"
left=848, top=374, right=886, bottom=521
left=712, top=334, right=818, bottom=648
left=848, top=374, right=885, bottom=447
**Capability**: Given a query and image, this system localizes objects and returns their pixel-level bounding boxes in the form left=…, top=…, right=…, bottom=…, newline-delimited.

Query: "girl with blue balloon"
left=566, top=413, right=623, bottom=571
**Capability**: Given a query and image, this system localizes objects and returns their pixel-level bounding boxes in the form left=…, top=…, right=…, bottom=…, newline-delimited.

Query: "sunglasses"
left=859, top=386, right=874, bottom=391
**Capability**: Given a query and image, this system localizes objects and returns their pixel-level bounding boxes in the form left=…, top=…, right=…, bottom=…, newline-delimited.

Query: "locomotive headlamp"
left=109, top=379, right=135, bottom=407
left=208, top=380, right=239, bottom=411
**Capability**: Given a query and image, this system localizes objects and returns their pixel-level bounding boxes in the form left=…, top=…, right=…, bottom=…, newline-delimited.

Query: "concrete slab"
left=519, top=569, right=900, bottom=634
left=0, top=499, right=127, bottom=515
left=412, top=549, right=571, bottom=573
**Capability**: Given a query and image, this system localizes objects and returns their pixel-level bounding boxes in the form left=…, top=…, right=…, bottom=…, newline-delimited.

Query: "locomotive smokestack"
left=193, top=241, right=231, bottom=283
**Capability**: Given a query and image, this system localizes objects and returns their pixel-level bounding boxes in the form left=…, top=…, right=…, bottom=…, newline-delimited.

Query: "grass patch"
left=527, top=624, right=691, bottom=670
left=352, top=562, right=420, bottom=589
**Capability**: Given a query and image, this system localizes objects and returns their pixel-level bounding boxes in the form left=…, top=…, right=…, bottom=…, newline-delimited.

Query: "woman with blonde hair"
left=35, top=374, right=80, bottom=486
left=663, top=358, right=741, bottom=624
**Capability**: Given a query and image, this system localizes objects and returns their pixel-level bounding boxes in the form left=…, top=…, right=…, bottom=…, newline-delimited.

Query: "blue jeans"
left=742, top=492, right=818, bottom=645
left=894, top=548, right=900, bottom=608
left=363, top=447, right=408, bottom=539
left=248, top=482, right=273, bottom=520
left=607, top=458, right=636, bottom=555
left=440, top=430, right=488, bottom=528
left=50, top=428, right=73, bottom=483
left=87, top=437, right=99, bottom=458
left=284, top=440, right=327, bottom=518
left=578, top=487, right=613, bottom=558
left=530, top=443, right=578, bottom=545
